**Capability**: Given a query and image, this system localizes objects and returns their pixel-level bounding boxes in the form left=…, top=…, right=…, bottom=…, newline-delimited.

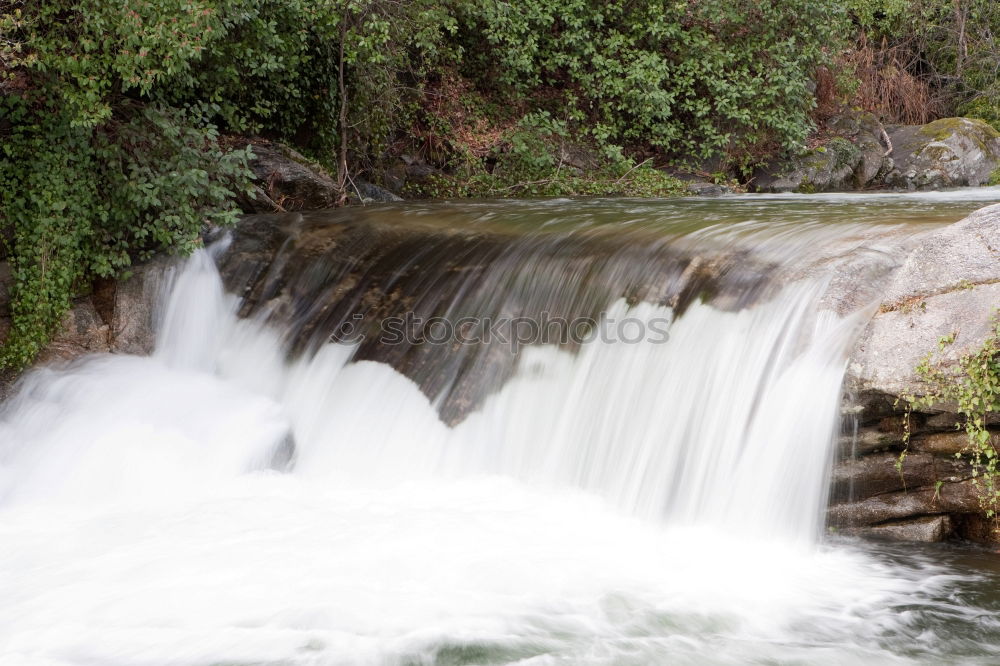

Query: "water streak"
left=1, top=196, right=999, bottom=664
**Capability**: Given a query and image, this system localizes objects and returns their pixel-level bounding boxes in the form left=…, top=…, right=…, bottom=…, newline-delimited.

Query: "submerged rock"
left=267, top=432, right=297, bottom=472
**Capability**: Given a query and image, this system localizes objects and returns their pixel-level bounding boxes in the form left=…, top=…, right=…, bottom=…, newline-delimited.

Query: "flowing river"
left=2, top=190, right=1000, bottom=665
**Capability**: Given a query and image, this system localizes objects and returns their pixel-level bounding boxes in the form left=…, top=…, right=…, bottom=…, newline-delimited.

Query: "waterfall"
left=1, top=197, right=996, bottom=665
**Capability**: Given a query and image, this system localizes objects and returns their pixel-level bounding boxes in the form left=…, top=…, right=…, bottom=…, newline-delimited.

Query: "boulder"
left=245, top=142, right=341, bottom=211
left=684, top=180, right=735, bottom=196
left=754, top=112, right=892, bottom=193
left=847, top=203, right=1000, bottom=400
left=244, top=142, right=406, bottom=210
left=0, top=254, right=178, bottom=403
left=754, top=138, right=863, bottom=193
left=828, top=480, right=980, bottom=527
left=107, top=256, right=179, bottom=355
left=883, top=118, right=1000, bottom=189
left=354, top=180, right=403, bottom=203
left=840, top=515, right=954, bottom=542
left=829, top=452, right=971, bottom=502
left=36, top=299, right=111, bottom=364
left=755, top=114, right=1000, bottom=193
left=837, top=203, right=1000, bottom=543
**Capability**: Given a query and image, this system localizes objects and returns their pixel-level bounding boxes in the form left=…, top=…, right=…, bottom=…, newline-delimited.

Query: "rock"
left=923, top=411, right=1000, bottom=430
left=754, top=111, right=893, bottom=193
left=837, top=203, right=1000, bottom=542
left=837, top=429, right=905, bottom=457
left=217, top=209, right=780, bottom=425
left=754, top=138, right=862, bottom=193
left=266, top=431, right=297, bottom=472
left=827, top=479, right=980, bottom=527
left=911, top=431, right=972, bottom=456
left=383, top=164, right=408, bottom=194
left=353, top=181, right=403, bottom=204
left=883, top=118, right=1000, bottom=189
left=108, top=257, right=178, bottom=355
left=830, top=452, right=971, bottom=502
left=846, top=204, right=1000, bottom=401
left=685, top=180, right=734, bottom=196
left=841, top=515, right=954, bottom=542
left=403, top=160, right=438, bottom=183
left=246, top=142, right=340, bottom=211
left=756, top=114, right=1000, bottom=193
left=36, top=298, right=111, bottom=364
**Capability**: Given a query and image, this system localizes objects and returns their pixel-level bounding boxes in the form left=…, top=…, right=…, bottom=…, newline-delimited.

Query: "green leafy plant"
left=0, top=0, right=455, bottom=367
left=454, top=0, right=846, bottom=162
left=907, top=314, right=1000, bottom=522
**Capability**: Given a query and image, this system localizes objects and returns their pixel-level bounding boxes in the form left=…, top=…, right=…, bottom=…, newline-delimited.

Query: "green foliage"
left=406, top=165, right=688, bottom=200
left=454, top=0, right=847, bottom=161
left=847, top=0, right=1000, bottom=119
left=0, top=0, right=455, bottom=368
left=0, top=98, right=252, bottom=368
left=989, top=167, right=1000, bottom=187
left=962, top=99, right=1000, bottom=136
left=907, top=314, right=1000, bottom=521
left=405, top=113, right=687, bottom=199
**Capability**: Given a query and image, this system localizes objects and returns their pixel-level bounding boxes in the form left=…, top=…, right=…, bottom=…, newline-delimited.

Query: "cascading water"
left=1, top=193, right=999, bottom=665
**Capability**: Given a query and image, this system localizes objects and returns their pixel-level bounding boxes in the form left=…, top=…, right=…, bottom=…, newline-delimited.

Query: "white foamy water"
left=1, top=204, right=999, bottom=664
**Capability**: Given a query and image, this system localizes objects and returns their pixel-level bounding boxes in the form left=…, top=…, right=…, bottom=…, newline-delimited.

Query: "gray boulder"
left=883, top=117, right=1000, bottom=189
left=245, top=142, right=341, bottom=211
left=354, top=180, right=403, bottom=203
left=106, top=256, right=179, bottom=355
left=755, top=113, right=1000, bottom=193
left=835, top=203, right=1000, bottom=543
left=847, top=203, right=1000, bottom=401
left=754, top=111, right=892, bottom=193
left=754, top=138, right=864, bottom=193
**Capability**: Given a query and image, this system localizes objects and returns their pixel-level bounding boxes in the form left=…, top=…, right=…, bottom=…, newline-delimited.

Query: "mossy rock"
left=754, top=142, right=862, bottom=193
left=884, top=118, right=1000, bottom=190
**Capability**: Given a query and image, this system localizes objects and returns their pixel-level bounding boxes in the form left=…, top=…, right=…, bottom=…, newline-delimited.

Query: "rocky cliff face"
left=833, top=204, right=1000, bottom=543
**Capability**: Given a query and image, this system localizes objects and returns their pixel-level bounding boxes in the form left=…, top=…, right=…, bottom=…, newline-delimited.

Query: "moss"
left=918, top=117, right=1000, bottom=142
left=827, top=137, right=861, bottom=170
left=920, top=144, right=956, bottom=162
left=989, top=166, right=1000, bottom=186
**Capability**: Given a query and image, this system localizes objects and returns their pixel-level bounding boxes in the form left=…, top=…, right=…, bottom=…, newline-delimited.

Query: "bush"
left=845, top=0, right=1000, bottom=122
left=0, top=0, right=452, bottom=368
left=454, top=0, right=847, bottom=161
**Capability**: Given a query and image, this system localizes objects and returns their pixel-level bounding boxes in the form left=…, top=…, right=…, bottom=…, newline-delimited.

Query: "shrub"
left=453, top=0, right=847, bottom=161
left=0, top=0, right=453, bottom=368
